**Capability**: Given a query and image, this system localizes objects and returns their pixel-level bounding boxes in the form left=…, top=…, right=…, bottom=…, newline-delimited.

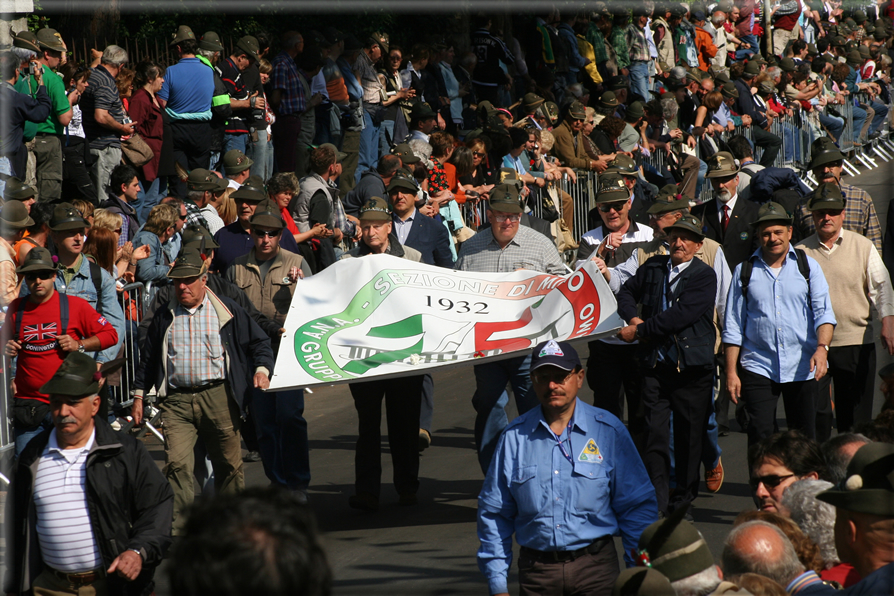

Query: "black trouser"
left=420, top=374, right=433, bottom=432
left=740, top=368, right=817, bottom=447
left=349, top=375, right=424, bottom=498
left=818, top=343, right=876, bottom=436
left=473, top=83, right=501, bottom=106
left=641, top=363, right=713, bottom=514
left=62, top=138, right=98, bottom=204
left=518, top=536, right=619, bottom=596
left=587, top=341, right=646, bottom=454
left=170, top=120, right=212, bottom=199
left=753, top=126, right=782, bottom=168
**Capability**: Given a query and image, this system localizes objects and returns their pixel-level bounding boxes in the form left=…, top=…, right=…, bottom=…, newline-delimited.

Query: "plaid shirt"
left=609, top=27, right=631, bottom=69
left=795, top=183, right=882, bottom=253
left=167, top=294, right=226, bottom=389
left=184, top=201, right=209, bottom=230
left=272, top=51, right=306, bottom=116
left=586, top=23, right=609, bottom=64
left=355, top=51, right=383, bottom=105
left=454, top=225, right=566, bottom=275
left=625, top=23, right=651, bottom=62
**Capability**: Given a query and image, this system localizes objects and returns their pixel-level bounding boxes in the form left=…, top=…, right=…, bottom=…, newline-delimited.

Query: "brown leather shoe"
left=705, top=457, right=724, bottom=493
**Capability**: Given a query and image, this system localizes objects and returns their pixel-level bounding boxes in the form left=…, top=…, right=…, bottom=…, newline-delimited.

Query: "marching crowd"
left=3, top=1, right=894, bottom=594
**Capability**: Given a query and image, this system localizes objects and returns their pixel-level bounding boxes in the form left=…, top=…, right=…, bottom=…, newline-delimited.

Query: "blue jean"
left=735, top=34, right=758, bottom=60
left=379, top=119, right=395, bottom=157
left=135, top=177, right=168, bottom=224
left=869, top=100, right=888, bottom=134
left=472, top=355, right=539, bottom=474
left=252, top=388, right=310, bottom=491
left=695, top=159, right=708, bottom=200
left=819, top=113, right=845, bottom=143
left=220, top=133, right=248, bottom=174
left=356, top=110, right=380, bottom=183
left=0, top=156, right=11, bottom=199
left=629, top=61, right=650, bottom=102
left=246, top=129, right=273, bottom=182
left=14, top=411, right=53, bottom=458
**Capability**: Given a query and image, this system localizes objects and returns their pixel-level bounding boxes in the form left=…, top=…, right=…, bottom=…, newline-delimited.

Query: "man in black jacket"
left=7, top=351, right=173, bottom=596
left=132, top=248, right=274, bottom=533
left=617, top=214, right=717, bottom=516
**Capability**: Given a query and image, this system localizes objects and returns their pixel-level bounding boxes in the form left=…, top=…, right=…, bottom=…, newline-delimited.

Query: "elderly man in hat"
left=723, top=202, right=836, bottom=447
left=0, top=49, right=51, bottom=193
left=796, top=183, right=894, bottom=440
left=213, top=175, right=302, bottom=273
left=133, top=246, right=274, bottom=533
left=3, top=247, right=119, bottom=457
left=158, top=26, right=220, bottom=197
left=12, top=28, right=72, bottom=203
left=513, top=93, right=545, bottom=128
left=227, top=201, right=311, bottom=500
left=387, top=168, right=454, bottom=267
left=5, top=351, right=173, bottom=596
left=0, top=202, right=33, bottom=310
left=4, top=176, right=38, bottom=213
left=795, top=137, right=882, bottom=254
left=339, top=196, right=427, bottom=512
left=184, top=167, right=226, bottom=233
left=552, top=100, right=605, bottom=172
left=222, top=148, right=253, bottom=190
left=455, top=184, right=566, bottom=474
left=217, top=35, right=265, bottom=161
left=616, top=214, right=718, bottom=516
left=477, top=339, right=657, bottom=596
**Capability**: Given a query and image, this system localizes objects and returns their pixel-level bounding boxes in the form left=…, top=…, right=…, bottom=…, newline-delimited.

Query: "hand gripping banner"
left=269, top=255, right=624, bottom=390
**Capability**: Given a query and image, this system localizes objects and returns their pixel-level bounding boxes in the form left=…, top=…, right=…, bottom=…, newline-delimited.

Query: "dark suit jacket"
left=399, top=211, right=455, bottom=267
left=692, top=197, right=759, bottom=270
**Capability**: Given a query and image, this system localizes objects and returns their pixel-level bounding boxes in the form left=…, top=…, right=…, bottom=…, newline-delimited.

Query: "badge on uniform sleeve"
left=740, top=232, right=748, bottom=241
left=578, top=439, right=604, bottom=463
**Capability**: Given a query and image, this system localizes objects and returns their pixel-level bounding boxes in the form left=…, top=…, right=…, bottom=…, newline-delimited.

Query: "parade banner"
left=269, top=255, right=624, bottom=390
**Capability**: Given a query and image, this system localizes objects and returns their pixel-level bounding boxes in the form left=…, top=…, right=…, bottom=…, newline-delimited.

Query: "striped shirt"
left=34, top=429, right=102, bottom=573
left=167, top=294, right=225, bottom=389
left=81, top=65, right=126, bottom=149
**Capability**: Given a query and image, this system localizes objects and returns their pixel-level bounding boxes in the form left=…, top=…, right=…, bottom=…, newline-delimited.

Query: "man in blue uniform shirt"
left=477, top=340, right=658, bottom=596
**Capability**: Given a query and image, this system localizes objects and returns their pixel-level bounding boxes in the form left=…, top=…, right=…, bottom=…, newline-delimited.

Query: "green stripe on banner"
left=343, top=337, right=425, bottom=376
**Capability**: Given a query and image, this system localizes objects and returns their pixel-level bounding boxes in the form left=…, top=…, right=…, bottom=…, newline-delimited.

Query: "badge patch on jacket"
left=578, top=439, right=603, bottom=463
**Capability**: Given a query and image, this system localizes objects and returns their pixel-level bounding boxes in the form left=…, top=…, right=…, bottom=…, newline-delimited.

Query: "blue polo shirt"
left=158, top=57, right=214, bottom=120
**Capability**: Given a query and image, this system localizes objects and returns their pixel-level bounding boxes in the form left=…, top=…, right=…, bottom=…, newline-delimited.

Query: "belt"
left=34, top=132, right=61, bottom=137
left=46, top=566, right=105, bottom=586
left=172, top=379, right=225, bottom=393
left=520, top=536, right=611, bottom=564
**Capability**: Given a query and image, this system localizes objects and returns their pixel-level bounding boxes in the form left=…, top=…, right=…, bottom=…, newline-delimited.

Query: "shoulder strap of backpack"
left=59, top=292, right=69, bottom=337
left=88, top=261, right=103, bottom=315
left=739, top=256, right=755, bottom=305
left=795, top=247, right=812, bottom=311
left=15, top=297, right=25, bottom=342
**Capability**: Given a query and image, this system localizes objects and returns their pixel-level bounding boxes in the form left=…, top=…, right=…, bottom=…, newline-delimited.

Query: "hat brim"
left=49, top=218, right=88, bottom=231
left=230, top=188, right=266, bottom=203
left=594, top=190, right=630, bottom=204
left=184, top=236, right=220, bottom=250
left=809, top=150, right=847, bottom=169
left=250, top=214, right=286, bottom=229
left=13, top=36, right=41, bottom=54
left=168, top=264, right=207, bottom=279
left=39, top=377, right=99, bottom=398
left=359, top=211, right=392, bottom=221
left=16, top=262, right=57, bottom=275
left=387, top=179, right=418, bottom=193
left=225, top=156, right=254, bottom=175
left=816, top=487, right=894, bottom=516
left=705, top=168, right=740, bottom=179
left=2, top=215, right=35, bottom=229
left=530, top=358, right=577, bottom=372
left=751, top=215, right=793, bottom=227
left=236, top=42, right=260, bottom=62
left=198, top=40, right=225, bottom=52
left=666, top=223, right=705, bottom=240
left=807, top=199, right=846, bottom=212
left=398, top=153, right=420, bottom=164
left=648, top=202, right=684, bottom=215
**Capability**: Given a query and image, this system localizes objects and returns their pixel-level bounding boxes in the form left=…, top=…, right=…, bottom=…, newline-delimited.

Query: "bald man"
left=721, top=520, right=810, bottom=590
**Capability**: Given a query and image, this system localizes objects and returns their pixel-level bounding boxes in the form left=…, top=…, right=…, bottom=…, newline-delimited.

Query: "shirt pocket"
left=571, top=466, right=610, bottom=515
left=510, top=464, right=543, bottom=517
left=271, top=279, right=295, bottom=315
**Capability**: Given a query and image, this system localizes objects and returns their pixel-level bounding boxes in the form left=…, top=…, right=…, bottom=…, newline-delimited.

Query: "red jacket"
left=695, top=26, right=718, bottom=71
left=127, top=88, right=164, bottom=181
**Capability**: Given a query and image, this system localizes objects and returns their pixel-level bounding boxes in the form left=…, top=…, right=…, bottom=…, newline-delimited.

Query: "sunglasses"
left=254, top=229, right=281, bottom=238
left=598, top=202, right=627, bottom=213
left=25, top=271, right=55, bottom=281
left=472, top=151, right=486, bottom=158
left=493, top=214, right=521, bottom=223
left=179, top=214, right=187, bottom=221
left=532, top=369, right=576, bottom=384
left=748, top=473, right=795, bottom=490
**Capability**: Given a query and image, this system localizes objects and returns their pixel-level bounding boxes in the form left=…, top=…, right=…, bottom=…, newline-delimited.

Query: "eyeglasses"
left=114, top=228, right=122, bottom=234
left=179, top=214, right=187, bottom=221
left=532, top=369, right=576, bottom=384
left=748, top=473, right=795, bottom=490
left=598, top=202, right=627, bottom=213
left=25, top=271, right=55, bottom=281
left=472, top=151, right=486, bottom=158
left=254, top=229, right=282, bottom=238
left=493, top=214, right=521, bottom=223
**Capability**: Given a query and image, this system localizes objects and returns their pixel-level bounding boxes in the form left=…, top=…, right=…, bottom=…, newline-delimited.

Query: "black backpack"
left=740, top=247, right=811, bottom=311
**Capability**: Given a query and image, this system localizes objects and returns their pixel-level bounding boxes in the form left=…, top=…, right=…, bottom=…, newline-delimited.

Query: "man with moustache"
left=387, top=169, right=454, bottom=267
left=794, top=138, right=882, bottom=253
left=724, top=202, right=837, bottom=448
left=616, top=215, right=717, bottom=516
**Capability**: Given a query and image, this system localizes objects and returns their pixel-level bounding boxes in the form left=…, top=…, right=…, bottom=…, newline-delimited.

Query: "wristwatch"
left=818, top=343, right=829, bottom=352
left=77, top=340, right=85, bottom=353
left=130, top=548, right=143, bottom=560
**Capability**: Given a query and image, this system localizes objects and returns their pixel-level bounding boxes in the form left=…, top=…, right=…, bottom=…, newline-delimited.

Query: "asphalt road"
left=144, top=163, right=894, bottom=595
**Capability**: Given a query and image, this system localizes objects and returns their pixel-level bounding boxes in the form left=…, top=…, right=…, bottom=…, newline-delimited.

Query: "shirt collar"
left=393, top=207, right=416, bottom=223
left=755, top=243, right=797, bottom=268
left=487, top=227, right=522, bottom=248
left=668, top=258, right=694, bottom=274
left=48, top=426, right=96, bottom=456
left=718, top=194, right=738, bottom=213
left=533, top=397, right=589, bottom=436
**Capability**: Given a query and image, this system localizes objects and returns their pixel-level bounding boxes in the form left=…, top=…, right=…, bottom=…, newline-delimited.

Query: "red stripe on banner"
left=473, top=307, right=534, bottom=354
left=554, top=271, right=602, bottom=339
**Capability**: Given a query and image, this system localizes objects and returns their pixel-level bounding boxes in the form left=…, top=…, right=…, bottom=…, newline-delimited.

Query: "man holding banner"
left=455, top=183, right=567, bottom=474
left=341, top=197, right=426, bottom=512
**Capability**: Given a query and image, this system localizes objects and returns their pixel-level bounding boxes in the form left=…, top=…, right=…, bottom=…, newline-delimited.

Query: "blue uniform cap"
left=531, top=340, right=580, bottom=372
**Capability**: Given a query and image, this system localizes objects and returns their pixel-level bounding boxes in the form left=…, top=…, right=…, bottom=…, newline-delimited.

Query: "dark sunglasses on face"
left=472, top=151, right=486, bottom=158
left=254, top=229, right=281, bottom=238
left=598, top=202, right=626, bottom=213
left=25, top=271, right=55, bottom=281
left=748, top=473, right=795, bottom=490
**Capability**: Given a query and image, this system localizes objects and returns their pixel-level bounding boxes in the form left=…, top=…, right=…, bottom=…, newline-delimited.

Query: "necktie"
left=722, top=205, right=730, bottom=233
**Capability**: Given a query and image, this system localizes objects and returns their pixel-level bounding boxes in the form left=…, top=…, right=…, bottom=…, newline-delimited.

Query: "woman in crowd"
left=58, top=62, right=97, bottom=203
left=379, top=45, right=414, bottom=152
left=132, top=203, right=178, bottom=285
left=128, top=60, right=167, bottom=222
left=255, top=59, right=275, bottom=182
left=91, top=208, right=149, bottom=279
left=457, top=136, right=495, bottom=200
left=267, top=172, right=329, bottom=271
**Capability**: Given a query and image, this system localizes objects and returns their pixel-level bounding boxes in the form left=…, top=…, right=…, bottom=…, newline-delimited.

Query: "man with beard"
left=795, top=138, right=882, bottom=253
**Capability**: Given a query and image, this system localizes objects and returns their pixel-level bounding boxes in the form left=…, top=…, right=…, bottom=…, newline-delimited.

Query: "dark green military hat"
left=596, top=91, right=619, bottom=110
left=751, top=201, right=792, bottom=227
left=498, top=168, right=523, bottom=189
left=3, top=176, right=37, bottom=201
left=1, top=201, right=34, bottom=230
left=391, top=143, right=421, bottom=164
left=230, top=177, right=267, bottom=203
left=705, top=151, right=739, bottom=178
left=647, top=184, right=689, bottom=215
left=808, top=136, right=847, bottom=169
left=39, top=351, right=105, bottom=398
left=180, top=223, right=219, bottom=249
left=410, top=103, right=437, bottom=121
left=35, top=28, right=66, bottom=52
left=187, top=168, right=228, bottom=192
left=743, top=60, right=761, bottom=77
left=779, top=57, right=797, bottom=73
left=636, top=506, right=715, bottom=583
left=16, top=246, right=55, bottom=274
left=359, top=196, right=393, bottom=221
left=487, top=184, right=524, bottom=214
left=168, top=246, right=211, bottom=279
left=595, top=173, right=629, bottom=204
left=13, top=30, right=41, bottom=54
left=236, top=35, right=261, bottom=62
left=713, top=70, right=731, bottom=85
left=806, top=182, right=846, bottom=211
left=223, top=149, right=254, bottom=175
left=522, top=92, right=545, bottom=112
left=198, top=31, right=224, bottom=52
left=386, top=169, right=419, bottom=193
left=49, top=202, right=87, bottom=231
left=170, top=25, right=197, bottom=47
left=666, top=214, right=706, bottom=240
left=604, top=154, right=637, bottom=176
left=626, top=101, right=645, bottom=121
left=612, top=567, right=676, bottom=596
left=817, top=443, right=894, bottom=516
left=757, top=79, right=776, bottom=95
left=721, top=81, right=739, bottom=99
left=544, top=101, right=560, bottom=125
left=568, top=100, right=587, bottom=120
left=249, top=198, right=285, bottom=229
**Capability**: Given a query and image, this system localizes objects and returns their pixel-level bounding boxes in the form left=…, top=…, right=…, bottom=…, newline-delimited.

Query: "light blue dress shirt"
left=477, top=398, right=657, bottom=595
left=723, top=246, right=836, bottom=383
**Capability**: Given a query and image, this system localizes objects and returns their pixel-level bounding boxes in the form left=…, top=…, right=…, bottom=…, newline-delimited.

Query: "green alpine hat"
left=1, top=201, right=35, bottom=230
left=625, top=101, right=645, bottom=121
left=522, top=92, right=545, bottom=113
left=846, top=49, right=863, bottom=67
left=721, top=81, right=739, bottom=99
left=187, top=168, right=228, bottom=192
left=487, top=183, right=524, bottom=214
left=666, top=214, right=706, bottom=240
left=636, top=506, right=715, bottom=583
left=386, top=169, right=419, bottom=193
left=49, top=202, right=87, bottom=232
left=647, top=184, right=689, bottom=215
left=170, top=25, right=197, bottom=47
left=198, top=31, right=225, bottom=53
left=757, top=79, right=776, bottom=95
left=595, top=173, right=630, bottom=204
left=3, top=177, right=37, bottom=201
left=235, top=35, right=261, bottom=63
left=705, top=151, right=739, bottom=178
left=318, top=142, right=347, bottom=163
left=13, top=31, right=41, bottom=54
left=751, top=53, right=767, bottom=65
left=180, top=223, right=219, bottom=250
left=751, top=201, right=792, bottom=227
left=808, top=137, right=847, bottom=169
left=39, top=351, right=102, bottom=398
left=223, top=149, right=253, bottom=175
left=604, top=154, right=637, bottom=176
left=713, top=70, right=731, bottom=85
left=370, top=30, right=389, bottom=54
left=249, top=198, right=285, bottom=229
left=568, top=100, right=587, bottom=120
left=391, top=143, right=421, bottom=164
left=358, top=196, right=393, bottom=221
left=16, top=246, right=56, bottom=275
left=410, top=103, right=437, bottom=122
left=743, top=60, right=761, bottom=77
left=230, top=181, right=266, bottom=204
left=779, top=57, right=797, bottom=73
left=168, top=246, right=211, bottom=279
left=817, top=442, right=894, bottom=516
left=612, top=568, right=676, bottom=596
left=806, top=182, right=847, bottom=211
left=35, top=28, right=66, bottom=52
left=596, top=91, right=619, bottom=110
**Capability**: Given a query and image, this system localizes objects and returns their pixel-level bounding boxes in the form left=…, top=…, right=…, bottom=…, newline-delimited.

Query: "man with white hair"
left=722, top=520, right=811, bottom=590
left=80, top=45, right=135, bottom=194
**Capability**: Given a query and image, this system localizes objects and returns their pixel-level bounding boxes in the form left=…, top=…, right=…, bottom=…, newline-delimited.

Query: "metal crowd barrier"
left=107, top=282, right=148, bottom=409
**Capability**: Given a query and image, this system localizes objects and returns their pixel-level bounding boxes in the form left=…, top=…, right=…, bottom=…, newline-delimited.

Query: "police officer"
left=477, top=340, right=657, bottom=596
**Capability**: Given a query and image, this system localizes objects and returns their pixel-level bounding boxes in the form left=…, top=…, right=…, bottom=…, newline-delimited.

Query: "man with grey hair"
left=821, top=433, right=872, bottom=485
left=781, top=479, right=841, bottom=569
left=722, top=520, right=808, bottom=590
left=81, top=45, right=135, bottom=194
